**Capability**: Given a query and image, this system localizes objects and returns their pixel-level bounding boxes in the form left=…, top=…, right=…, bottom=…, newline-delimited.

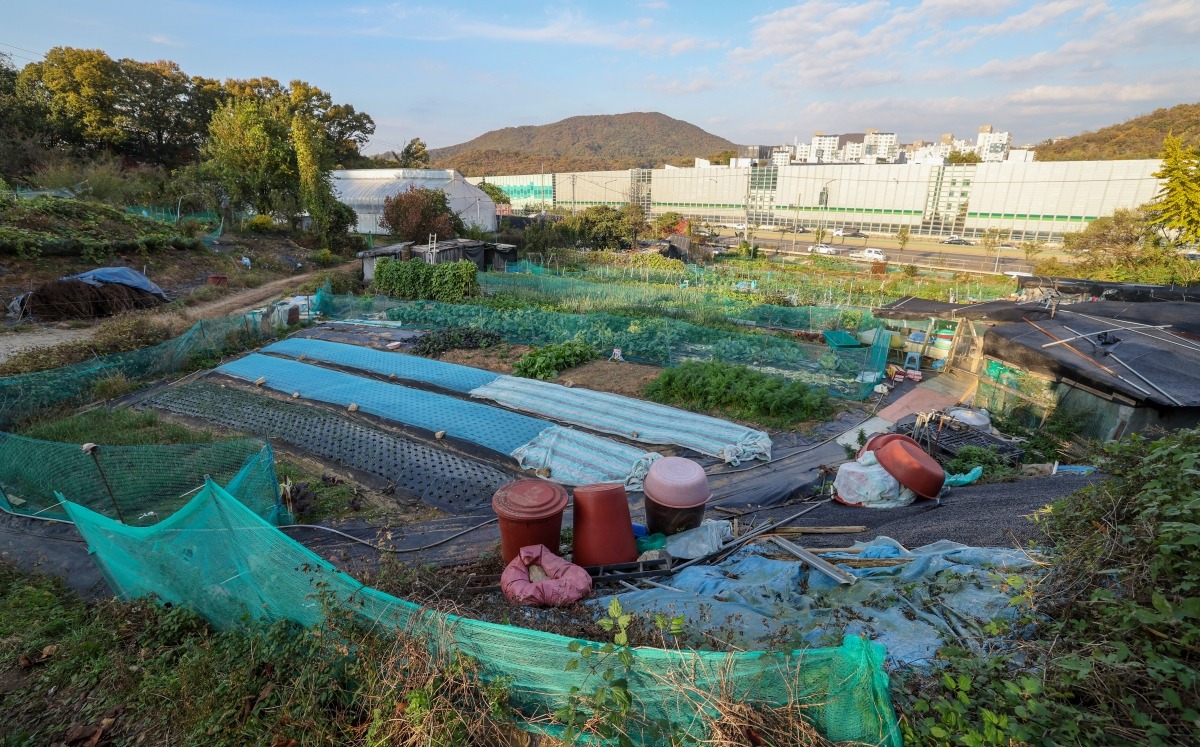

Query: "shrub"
left=512, top=340, right=598, bottom=380
left=243, top=214, right=277, bottom=233
left=312, top=248, right=337, bottom=267
left=431, top=260, right=479, bottom=302
left=374, top=258, right=478, bottom=302
left=644, top=360, right=832, bottom=425
left=375, top=257, right=432, bottom=299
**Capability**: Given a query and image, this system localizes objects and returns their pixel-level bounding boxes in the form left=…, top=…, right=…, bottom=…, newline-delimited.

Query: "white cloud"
left=148, top=33, right=180, bottom=46
left=644, top=73, right=722, bottom=95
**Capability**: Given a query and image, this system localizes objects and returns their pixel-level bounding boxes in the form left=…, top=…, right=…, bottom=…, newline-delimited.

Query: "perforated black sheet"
left=145, top=381, right=514, bottom=514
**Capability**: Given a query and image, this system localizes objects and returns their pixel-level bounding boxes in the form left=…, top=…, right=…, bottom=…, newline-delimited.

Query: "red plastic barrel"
left=572, top=483, right=637, bottom=568
left=492, top=480, right=569, bottom=564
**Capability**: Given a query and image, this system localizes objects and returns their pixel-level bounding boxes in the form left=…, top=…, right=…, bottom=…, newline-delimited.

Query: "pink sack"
left=500, top=544, right=593, bottom=607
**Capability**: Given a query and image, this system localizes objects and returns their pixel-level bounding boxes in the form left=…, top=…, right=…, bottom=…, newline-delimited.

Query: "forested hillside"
left=1036, top=102, right=1200, bottom=161
left=429, top=112, right=736, bottom=175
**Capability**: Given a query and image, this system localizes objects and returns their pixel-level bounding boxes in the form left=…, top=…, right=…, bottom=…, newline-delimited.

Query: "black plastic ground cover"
left=144, top=381, right=515, bottom=515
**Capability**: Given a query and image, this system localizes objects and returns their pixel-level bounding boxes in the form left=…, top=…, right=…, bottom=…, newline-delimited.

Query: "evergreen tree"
left=1151, top=135, right=1200, bottom=245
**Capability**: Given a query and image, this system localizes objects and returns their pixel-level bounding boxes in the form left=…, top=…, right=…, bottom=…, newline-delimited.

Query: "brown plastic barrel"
left=572, top=483, right=637, bottom=568
left=492, top=479, right=569, bottom=563
left=644, top=498, right=707, bottom=536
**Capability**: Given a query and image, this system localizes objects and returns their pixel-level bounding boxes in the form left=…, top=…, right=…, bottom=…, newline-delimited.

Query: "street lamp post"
left=818, top=179, right=836, bottom=243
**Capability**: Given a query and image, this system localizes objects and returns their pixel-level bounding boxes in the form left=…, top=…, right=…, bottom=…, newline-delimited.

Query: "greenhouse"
left=330, top=168, right=498, bottom=235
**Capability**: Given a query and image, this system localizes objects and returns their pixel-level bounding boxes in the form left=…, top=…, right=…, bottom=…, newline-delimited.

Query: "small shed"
left=355, top=242, right=413, bottom=282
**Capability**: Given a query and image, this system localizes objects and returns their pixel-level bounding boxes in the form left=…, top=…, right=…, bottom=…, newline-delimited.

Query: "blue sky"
left=5, top=0, right=1198, bottom=153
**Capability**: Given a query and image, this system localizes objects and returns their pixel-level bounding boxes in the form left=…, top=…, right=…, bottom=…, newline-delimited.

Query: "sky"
left=5, top=0, right=1199, bottom=154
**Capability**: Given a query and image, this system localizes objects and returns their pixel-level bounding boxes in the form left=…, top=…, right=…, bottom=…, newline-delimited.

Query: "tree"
left=620, top=203, right=649, bottom=246
left=379, top=186, right=464, bottom=242
left=706, top=149, right=737, bottom=165
left=395, top=137, right=430, bottom=168
left=1150, top=135, right=1200, bottom=245
left=946, top=150, right=982, bottom=164
left=202, top=97, right=296, bottom=215
left=979, top=227, right=1009, bottom=270
left=18, top=47, right=125, bottom=148
left=652, top=211, right=685, bottom=238
left=1062, top=207, right=1175, bottom=281
left=1021, top=240, right=1045, bottom=266
left=477, top=181, right=510, bottom=205
left=895, top=226, right=910, bottom=252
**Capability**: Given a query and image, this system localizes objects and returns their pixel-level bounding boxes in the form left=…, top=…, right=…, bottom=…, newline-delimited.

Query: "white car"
left=850, top=247, right=888, bottom=262
left=809, top=243, right=839, bottom=255
left=733, top=223, right=747, bottom=230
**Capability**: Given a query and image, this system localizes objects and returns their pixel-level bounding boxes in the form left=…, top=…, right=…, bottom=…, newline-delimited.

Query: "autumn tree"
left=652, top=211, right=685, bottom=238
left=1150, top=135, right=1200, bottom=245
left=379, top=186, right=464, bottom=242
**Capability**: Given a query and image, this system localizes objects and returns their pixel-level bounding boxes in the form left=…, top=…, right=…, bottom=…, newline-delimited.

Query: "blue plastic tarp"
left=601, top=536, right=1038, bottom=667
left=62, top=267, right=169, bottom=300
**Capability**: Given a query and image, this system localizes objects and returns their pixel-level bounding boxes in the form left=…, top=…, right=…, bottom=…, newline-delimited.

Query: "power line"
left=0, top=41, right=44, bottom=59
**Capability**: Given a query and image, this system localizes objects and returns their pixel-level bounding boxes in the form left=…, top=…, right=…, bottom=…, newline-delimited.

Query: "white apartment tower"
left=809, top=132, right=840, bottom=163
left=976, top=125, right=1012, bottom=162
left=863, top=129, right=899, bottom=163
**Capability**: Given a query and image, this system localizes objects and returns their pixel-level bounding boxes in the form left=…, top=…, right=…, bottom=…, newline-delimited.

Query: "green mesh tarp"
left=0, top=432, right=282, bottom=525
left=0, top=313, right=270, bottom=427
left=64, top=479, right=900, bottom=746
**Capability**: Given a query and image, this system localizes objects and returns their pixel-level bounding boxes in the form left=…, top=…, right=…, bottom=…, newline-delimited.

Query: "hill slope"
left=1036, top=102, right=1200, bottom=161
left=429, top=112, right=737, bottom=175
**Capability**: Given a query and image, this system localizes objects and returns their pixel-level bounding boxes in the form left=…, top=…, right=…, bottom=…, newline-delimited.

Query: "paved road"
left=710, top=232, right=1037, bottom=274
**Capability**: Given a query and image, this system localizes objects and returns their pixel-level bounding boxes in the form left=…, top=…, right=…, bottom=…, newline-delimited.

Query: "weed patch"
left=894, top=427, right=1200, bottom=746
left=17, top=408, right=215, bottom=445
left=645, top=360, right=832, bottom=426
left=0, top=315, right=172, bottom=376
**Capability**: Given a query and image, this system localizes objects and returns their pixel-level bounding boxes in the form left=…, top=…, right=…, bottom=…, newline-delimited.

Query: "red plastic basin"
left=874, top=439, right=946, bottom=499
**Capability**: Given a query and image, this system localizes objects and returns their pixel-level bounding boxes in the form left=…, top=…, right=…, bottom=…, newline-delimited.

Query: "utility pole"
left=570, top=174, right=576, bottom=214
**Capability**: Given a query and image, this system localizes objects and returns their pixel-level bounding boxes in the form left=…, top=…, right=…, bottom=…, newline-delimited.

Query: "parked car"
left=942, top=237, right=974, bottom=245
left=844, top=230, right=868, bottom=238
left=849, top=247, right=887, bottom=262
left=809, top=243, right=839, bottom=255
left=733, top=223, right=747, bottom=230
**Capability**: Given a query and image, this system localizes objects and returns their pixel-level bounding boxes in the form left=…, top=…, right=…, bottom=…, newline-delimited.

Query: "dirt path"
left=0, top=262, right=356, bottom=365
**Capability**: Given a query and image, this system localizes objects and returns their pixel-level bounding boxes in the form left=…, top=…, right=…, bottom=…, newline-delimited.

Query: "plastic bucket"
left=207, top=274, right=228, bottom=286
left=642, top=457, right=710, bottom=536
left=492, top=480, right=569, bottom=564
left=572, top=483, right=637, bottom=568
left=644, top=496, right=707, bottom=536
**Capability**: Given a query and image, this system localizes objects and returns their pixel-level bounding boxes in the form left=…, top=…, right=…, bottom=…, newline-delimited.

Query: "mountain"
left=428, top=112, right=738, bottom=176
left=1035, top=102, right=1200, bottom=161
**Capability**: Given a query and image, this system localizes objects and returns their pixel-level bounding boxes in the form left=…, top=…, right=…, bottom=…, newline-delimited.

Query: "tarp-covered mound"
left=15, top=267, right=169, bottom=320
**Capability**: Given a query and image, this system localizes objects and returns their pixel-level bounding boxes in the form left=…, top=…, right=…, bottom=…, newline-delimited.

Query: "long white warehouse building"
left=469, top=160, right=1162, bottom=242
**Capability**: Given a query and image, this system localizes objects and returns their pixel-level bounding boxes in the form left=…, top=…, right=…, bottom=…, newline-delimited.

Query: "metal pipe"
left=668, top=501, right=829, bottom=575
left=1107, top=352, right=1183, bottom=406
left=769, top=536, right=858, bottom=585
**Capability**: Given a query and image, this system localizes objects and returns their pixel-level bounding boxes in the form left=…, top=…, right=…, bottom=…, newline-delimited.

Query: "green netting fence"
left=481, top=272, right=881, bottom=331
left=0, top=433, right=283, bottom=525
left=314, top=290, right=889, bottom=399
left=64, top=478, right=900, bottom=746
left=507, top=256, right=1015, bottom=306
left=0, top=313, right=273, bottom=428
